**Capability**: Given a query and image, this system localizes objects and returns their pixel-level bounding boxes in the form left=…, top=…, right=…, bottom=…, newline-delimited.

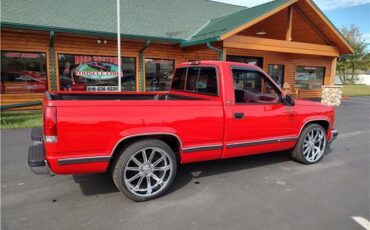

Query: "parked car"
left=28, top=61, right=338, bottom=201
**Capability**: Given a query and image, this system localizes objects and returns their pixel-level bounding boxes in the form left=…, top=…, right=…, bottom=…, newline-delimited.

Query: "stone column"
left=321, top=85, right=343, bottom=106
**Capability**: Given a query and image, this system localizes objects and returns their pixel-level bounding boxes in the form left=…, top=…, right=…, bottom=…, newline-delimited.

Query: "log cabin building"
left=0, top=0, right=353, bottom=108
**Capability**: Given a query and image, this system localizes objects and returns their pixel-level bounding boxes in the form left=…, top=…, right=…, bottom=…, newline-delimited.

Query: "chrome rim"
left=124, top=147, right=173, bottom=197
left=303, top=128, right=326, bottom=162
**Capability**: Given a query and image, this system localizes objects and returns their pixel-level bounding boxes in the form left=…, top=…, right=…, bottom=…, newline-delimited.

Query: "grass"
left=0, top=110, right=42, bottom=129
left=342, top=85, right=370, bottom=97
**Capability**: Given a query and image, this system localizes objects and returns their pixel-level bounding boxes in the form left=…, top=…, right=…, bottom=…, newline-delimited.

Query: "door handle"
left=234, top=112, right=245, bottom=119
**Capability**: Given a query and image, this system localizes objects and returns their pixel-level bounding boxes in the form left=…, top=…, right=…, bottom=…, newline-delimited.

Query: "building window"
left=295, top=66, right=325, bottom=89
left=226, top=55, right=263, bottom=68
left=268, top=64, right=284, bottom=87
left=145, top=58, right=174, bottom=91
left=58, top=54, right=136, bottom=92
left=1, top=51, right=47, bottom=94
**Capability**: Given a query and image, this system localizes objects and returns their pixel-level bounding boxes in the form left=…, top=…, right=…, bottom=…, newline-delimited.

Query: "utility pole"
left=117, top=0, right=122, bottom=92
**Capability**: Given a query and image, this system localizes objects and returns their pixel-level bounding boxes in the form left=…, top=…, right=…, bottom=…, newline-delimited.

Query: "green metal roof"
left=1, top=0, right=244, bottom=42
left=182, top=0, right=291, bottom=46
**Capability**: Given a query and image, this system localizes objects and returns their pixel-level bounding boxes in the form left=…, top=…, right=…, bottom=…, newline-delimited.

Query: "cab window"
left=171, top=66, right=218, bottom=96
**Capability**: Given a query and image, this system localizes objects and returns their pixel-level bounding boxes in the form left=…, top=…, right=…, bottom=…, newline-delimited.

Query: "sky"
left=214, top=0, right=370, bottom=45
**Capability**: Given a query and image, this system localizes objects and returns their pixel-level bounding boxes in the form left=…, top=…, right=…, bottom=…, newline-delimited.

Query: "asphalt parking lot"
left=1, top=97, right=370, bottom=230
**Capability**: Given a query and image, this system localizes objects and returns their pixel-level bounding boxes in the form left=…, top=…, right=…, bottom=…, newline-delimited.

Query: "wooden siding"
left=52, top=33, right=219, bottom=91
left=238, top=8, right=289, bottom=40
left=0, top=29, right=219, bottom=108
left=225, top=48, right=334, bottom=98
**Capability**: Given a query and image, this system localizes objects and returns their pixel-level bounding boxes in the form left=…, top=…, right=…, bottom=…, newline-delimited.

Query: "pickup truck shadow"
left=168, top=150, right=291, bottom=194
left=72, top=150, right=291, bottom=196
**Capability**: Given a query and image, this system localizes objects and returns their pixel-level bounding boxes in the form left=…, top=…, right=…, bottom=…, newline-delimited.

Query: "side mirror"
left=283, top=94, right=295, bottom=106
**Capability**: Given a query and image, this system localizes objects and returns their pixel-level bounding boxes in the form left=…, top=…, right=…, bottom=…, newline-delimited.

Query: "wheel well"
left=108, top=134, right=181, bottom=170
left=301, top=120, right=329, bottom=135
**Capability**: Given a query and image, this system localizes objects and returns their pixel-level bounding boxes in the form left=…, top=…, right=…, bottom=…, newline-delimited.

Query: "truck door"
left=223, top=67, right=298, bottom=158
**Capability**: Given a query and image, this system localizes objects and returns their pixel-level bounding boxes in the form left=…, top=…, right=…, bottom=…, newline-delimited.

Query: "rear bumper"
left=28, top=127, right=52, bottom=175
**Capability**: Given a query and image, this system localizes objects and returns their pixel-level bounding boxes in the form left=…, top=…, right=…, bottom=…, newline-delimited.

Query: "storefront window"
left=268, top=64, right=284, bottom=87
left=58, top=54, right=136, bottom=92
left=1, top=51, right=47, bottom=94
left=295, top=66, right=325, bottom=89
left=145, top=58, right=174, bottom=91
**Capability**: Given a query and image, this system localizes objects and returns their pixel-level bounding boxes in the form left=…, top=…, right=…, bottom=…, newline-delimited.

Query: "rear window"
left=171, top=67, right=187, bottom=90
left=171, top=66, right=218, bottom=96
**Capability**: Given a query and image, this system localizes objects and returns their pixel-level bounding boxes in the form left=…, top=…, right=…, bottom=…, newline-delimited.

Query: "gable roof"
left=1, top=0, right=244, bottom=42
left=182, top=0, right=293, bottom=46
left=1, top=0, right=353, bottom=54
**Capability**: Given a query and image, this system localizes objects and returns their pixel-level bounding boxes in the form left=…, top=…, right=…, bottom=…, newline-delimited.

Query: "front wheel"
left=291, top=124, right=327, bottom=164
left=112, top=139, right=177, bottom=201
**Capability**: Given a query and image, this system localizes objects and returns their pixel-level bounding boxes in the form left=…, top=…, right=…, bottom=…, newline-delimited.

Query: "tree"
left=337, top=25, right=369, bottom=84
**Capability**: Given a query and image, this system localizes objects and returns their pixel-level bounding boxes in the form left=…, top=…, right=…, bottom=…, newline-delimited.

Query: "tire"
left=112, top=139, right=177, bottom=201
left=291, top=124, right=328, bottom=164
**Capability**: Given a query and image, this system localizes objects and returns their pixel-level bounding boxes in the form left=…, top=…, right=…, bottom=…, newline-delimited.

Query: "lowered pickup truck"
left=28, top=61, right=338, bottom=201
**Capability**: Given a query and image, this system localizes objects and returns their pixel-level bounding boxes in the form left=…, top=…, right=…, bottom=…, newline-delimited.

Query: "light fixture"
left=256, top=31, right=267, bottom=35
left=97, top=39, right=108, bottom=45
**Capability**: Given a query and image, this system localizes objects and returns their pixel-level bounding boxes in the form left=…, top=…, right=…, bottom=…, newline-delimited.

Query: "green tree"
left=337, top=25, right=369, bottom=84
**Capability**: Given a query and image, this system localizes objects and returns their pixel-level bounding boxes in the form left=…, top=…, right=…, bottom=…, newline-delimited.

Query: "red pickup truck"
left=28, top=61, right=338, bottom=201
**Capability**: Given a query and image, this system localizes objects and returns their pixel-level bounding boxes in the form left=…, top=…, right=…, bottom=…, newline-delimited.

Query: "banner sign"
left=74, top=62, right=121, bottom=80
left=74, top=56, right=119, bottom=65
left=4, top=52, right=41, bottom=59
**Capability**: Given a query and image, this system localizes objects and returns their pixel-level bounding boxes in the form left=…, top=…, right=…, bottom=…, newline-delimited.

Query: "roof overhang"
left=303, top=0, right=354, bottom=54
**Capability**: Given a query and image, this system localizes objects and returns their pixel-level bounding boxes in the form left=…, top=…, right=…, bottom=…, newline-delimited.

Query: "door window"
left=232, top=68, right=280, bottom=104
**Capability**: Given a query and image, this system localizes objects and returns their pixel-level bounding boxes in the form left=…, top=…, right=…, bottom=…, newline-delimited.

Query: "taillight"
left=44, top=106, right=57, bottom=143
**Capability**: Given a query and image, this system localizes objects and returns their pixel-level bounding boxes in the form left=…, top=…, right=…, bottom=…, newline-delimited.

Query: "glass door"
left=268, top=64, right=284, bottom=87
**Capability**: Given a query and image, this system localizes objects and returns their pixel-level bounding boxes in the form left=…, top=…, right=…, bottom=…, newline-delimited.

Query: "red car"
left=28, top=61, right=338, bottom=201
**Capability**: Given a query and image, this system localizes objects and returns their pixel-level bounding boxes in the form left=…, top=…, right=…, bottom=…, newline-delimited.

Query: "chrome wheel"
left=302, top=128, right=326, bottom=163
left=123, top=147, right=173, bottom=198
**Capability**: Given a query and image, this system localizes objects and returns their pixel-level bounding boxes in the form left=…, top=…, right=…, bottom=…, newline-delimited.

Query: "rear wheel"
left=291, top=124, right=327, bottom=164
left=112, top=139, right=177, bottom=201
